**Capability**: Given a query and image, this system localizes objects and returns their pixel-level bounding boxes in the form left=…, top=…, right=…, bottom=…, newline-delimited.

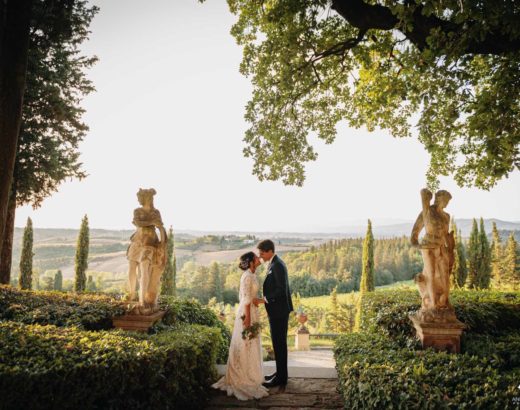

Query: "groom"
left=255, top=239, right=293, bottom=387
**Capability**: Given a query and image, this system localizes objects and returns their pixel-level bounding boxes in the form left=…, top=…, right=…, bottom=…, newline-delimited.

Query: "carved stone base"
left=410, top=313, right=465, bottom=353
left=295, top=325, right=310, bottom=351
left=113, top=310, right=165, bottom=332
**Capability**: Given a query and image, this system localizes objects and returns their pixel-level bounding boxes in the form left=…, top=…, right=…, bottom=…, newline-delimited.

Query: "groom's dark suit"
left=263, top=255, right=293, bottom=384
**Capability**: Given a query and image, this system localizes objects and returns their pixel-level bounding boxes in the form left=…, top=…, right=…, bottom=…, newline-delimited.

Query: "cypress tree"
left=54, top=270, right=63, bottom=291
left=18, top=217, right=33, bottom=290
left=329, top=286, right=339, bottom=332
left=478, top=218, right=491, bottom=289
left=467, top=219, right=480, bottom=289
left=360, top=219, right=375, bottom=293
left=208, top=261, right=223, bottom=302
left=453, top=229, right=468, bottom=288
left=450, top=219, right=458, bottom=288
left=86, top=274, right=96, bottom=292
left=172, top=244, right=177, bottom=297
left=490, top=222, right=503, bottom=288
left=503, top=234, right=519, bottom=289
left=161, top=226, right=176, bottom=296
left=450, top=221, right=468, bottom=289
left=74, top=214, right=89, bottom=292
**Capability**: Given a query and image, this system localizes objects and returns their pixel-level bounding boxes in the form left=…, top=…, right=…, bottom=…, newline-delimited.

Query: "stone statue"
left=126, top=188, right=167, bottom=314
left=410, top=188, right=456, bottom=322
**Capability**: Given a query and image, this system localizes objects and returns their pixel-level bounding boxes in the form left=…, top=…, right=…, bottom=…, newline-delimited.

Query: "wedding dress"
left=212, top=269, right=269, bottom=400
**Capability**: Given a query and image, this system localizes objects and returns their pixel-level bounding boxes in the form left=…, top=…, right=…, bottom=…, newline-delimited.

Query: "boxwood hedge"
left=0, top=285, right=126, bottom=330
left=0, top=286, right=232, bottom=407
left=0, top=286, right=231, bottom=363
left=334, top=332, right=520, bottom=409
left=336, top=289, right=520, bottom=409
left=357, top=289, right=520, bottom=343
left=0, top=321, right=220, bottom=409
left=159, top=295, right=231, bottom=363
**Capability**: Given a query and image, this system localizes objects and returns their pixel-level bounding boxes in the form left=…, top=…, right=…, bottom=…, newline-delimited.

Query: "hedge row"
left=0, top=321, right=220, bottom=409
left=334, top=331, right=520, bottom=409
left=357, top=289, right=520, bottom=343
left=0, top=286, right=231, bottom=363
left=0, top=285, right=125, bottom=330
left=159, top=295, right=231, bottom=363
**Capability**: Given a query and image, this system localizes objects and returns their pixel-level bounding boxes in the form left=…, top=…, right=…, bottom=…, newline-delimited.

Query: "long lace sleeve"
left=240, top=273, right=254, bottom=305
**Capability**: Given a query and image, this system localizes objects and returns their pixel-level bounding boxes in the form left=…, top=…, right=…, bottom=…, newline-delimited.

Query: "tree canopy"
left=217, top=0, right=520, bottom=189
left=15, top=0, right=97, bottom=208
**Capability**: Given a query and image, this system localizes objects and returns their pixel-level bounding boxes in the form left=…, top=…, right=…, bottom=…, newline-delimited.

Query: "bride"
left=212, top=251, right=269, bottom=400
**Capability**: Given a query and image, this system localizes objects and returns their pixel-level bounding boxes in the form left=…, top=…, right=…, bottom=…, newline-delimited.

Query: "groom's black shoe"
left=262, top=377, right=287, bottom=388
left=264, top=372, right=276, bottom=381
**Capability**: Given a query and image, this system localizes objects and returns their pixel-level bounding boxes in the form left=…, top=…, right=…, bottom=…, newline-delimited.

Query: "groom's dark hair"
left=257, top=239, right=275, bottom=253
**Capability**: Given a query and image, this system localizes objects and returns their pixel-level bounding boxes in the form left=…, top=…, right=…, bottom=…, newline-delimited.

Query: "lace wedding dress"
left=212, top=270, right=269, bottom=400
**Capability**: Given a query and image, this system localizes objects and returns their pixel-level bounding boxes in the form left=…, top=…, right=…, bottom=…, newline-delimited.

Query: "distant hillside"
left=10, top=228, right=319, bottom=279
left=9, top=219, right=518, bottom=281
left=288, top=219, right=520, bottom=239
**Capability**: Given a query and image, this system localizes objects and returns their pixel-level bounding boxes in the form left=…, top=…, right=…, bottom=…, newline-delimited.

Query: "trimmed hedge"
left=336, top=290, right=520, bottom=409
left=0, top=287, right=231, bottom=362
left=159, top=295, right=231, bottom=363
left=0, top=321, right=220, bottom=409
left=334, top=332, right=520, bottom=409
left=0, top=286, right=232, bottom=406
left=357, top=289, right=520, bottom=343
left=0, top=285, right=125, bottom=330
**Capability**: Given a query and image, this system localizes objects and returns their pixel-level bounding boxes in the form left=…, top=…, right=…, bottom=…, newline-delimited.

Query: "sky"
left=14, top=0, right=520, bottom=233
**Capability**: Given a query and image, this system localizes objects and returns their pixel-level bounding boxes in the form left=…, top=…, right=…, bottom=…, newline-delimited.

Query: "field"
left=298, top=279, right=416, bottom=308
left=11, top=228, right=322, bottom=281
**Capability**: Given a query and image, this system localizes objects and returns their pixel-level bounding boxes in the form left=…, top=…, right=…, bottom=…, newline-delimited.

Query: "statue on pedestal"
left=409, top=189, right=464, bottom=352
left=126, top=188, right=167, bottom=315
left=411, top=188, right=456, bottom=322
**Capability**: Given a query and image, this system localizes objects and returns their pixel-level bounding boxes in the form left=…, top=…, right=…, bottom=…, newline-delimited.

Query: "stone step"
left=206, top=378, right=343, bottom=409
left=217, top=350, right=338, bottom=379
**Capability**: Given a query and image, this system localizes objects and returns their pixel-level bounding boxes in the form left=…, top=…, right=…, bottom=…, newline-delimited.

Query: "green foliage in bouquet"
left=240, top=315, right=262, bottom=340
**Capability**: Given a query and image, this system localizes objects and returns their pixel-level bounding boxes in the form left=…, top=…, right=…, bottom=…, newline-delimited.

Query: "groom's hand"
left=252, top=297, right=264, bottom=307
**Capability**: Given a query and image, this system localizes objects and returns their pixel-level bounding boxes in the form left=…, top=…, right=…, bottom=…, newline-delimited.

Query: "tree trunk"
left=0, top=191, right=16, bottom=284
left=0, top=0, right=33, bottom=261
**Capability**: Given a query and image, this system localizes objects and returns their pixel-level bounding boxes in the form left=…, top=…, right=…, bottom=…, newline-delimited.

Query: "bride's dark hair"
left=238, top=251, right=256, bottom=271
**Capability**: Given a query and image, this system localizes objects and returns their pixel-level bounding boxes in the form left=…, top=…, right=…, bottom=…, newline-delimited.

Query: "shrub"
left=0, top=321, right=220, bottom=409
left=357, top=289, right=520, bottom=343
left=159, top=295, right=231, bottom=363
left=0, top=285, right=125, bottom=330
left=334, top=332, right=520, bottom=409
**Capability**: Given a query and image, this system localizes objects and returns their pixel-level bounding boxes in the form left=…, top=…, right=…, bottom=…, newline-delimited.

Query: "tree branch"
left=330, top=0, right=520, bottom=55
left=311, top=28, right=367, bottom=63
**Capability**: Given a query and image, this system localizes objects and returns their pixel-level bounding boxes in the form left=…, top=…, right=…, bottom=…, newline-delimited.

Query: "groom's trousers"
left=268, top=312, right=289, bottom=383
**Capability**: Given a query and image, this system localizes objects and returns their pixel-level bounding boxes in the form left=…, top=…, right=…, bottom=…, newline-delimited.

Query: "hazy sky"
left=15, top=0, right=520, bottom=232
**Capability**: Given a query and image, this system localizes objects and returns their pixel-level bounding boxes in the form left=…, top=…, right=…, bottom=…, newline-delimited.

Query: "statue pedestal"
left=410, top=313, right=465, bottom=353
left=113, top=310, right=165, bottom=332
left=295, top=326, right=310, bottom=351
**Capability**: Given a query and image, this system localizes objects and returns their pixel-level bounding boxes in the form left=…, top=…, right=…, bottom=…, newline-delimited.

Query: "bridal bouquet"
left=240, top=315, right=262, bottom=340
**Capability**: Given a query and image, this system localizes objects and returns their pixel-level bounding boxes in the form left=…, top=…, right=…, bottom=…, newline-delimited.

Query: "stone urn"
left=295, top=311, right=310, bottom=351
left=297, top=312, right=308, bottom=326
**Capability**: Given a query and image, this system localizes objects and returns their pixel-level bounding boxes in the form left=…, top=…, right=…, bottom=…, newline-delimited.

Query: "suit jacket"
left=263, top=255, right=294, bottom=318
